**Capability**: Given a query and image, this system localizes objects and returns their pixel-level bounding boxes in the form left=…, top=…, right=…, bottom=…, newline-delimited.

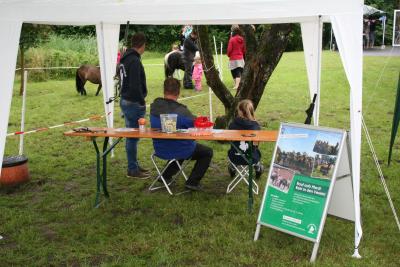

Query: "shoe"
left=138, top=166, right=150, bottom=173
left=228, top=165, right=236, bottom=178
left=254, top=162, right=264, bottom=180
left=185, top=183, right=203, bottom=191
left=127, top=169, right=151, bottom=179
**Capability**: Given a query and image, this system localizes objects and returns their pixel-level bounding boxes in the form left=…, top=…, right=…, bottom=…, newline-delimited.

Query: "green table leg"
left=247, top=141, right=254, bottom=213
left=102, top=137, right=110, bottom=198
left=92, top=137, right=122, bottom=208
left=92, top=138, right=102, bottom=207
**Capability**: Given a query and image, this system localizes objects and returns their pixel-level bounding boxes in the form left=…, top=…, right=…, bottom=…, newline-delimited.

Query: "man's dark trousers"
left=162, top=143, right=213, bottom=186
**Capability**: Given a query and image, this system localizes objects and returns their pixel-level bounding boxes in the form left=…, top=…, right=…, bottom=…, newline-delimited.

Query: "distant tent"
left=388, top=73, right=400, bottom=165
left=363, top=5, right=385, bottom=16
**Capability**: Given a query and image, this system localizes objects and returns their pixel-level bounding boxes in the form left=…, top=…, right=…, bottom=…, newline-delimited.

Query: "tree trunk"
left=198, top=24, right=292, bottom=128
left=19, top=47, right=25, bottom=96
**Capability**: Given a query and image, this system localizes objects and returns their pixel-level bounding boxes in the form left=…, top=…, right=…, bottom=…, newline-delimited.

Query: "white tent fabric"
left=331, top=13, right=363, bottom=258
left=301, top=17, right=323, bottom=126
left=0, top=0, right=364, bottom=258
left=0, top=20, right=22, bottom=175
left=96, top=23, right=120, bottom=131
left=0, top=0, right=362, bottom=25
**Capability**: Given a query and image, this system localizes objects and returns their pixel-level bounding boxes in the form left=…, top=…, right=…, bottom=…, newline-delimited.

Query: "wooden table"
left=64, top=127, right=278, bottom=210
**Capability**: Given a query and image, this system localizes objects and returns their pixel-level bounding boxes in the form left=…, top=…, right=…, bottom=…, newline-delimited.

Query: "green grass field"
left=1, top=51, right=400, bottom=266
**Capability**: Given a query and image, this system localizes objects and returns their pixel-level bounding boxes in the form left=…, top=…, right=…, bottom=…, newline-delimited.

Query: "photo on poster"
left=311, top=154, right=337, bottom=179
left=269, top=164, right=295, bottom=193
left=273, top=125, right=343, bottom=179
left=312, top=132, right=340, bottom=156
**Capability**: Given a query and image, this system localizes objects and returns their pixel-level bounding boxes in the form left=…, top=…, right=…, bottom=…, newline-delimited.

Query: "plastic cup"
left=160, top=114, right=177, bottom=133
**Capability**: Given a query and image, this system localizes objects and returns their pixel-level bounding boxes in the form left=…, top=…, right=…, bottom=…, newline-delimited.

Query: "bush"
left=21, top=35, right=99, bottom=81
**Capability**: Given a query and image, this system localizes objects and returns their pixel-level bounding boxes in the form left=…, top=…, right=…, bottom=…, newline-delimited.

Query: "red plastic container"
left=0, top=155, right=30, bottom=186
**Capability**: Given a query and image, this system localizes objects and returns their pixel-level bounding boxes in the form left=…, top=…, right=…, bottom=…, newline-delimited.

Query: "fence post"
left=19, top=70, right=28, bottom=155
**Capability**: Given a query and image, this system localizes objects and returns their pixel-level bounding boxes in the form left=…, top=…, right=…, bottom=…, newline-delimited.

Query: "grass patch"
left=1, top=51, right=400, bottom=266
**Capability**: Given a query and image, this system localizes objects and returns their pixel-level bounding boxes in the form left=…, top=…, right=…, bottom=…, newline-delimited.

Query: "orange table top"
left=64, top=127, right=278, bottom=142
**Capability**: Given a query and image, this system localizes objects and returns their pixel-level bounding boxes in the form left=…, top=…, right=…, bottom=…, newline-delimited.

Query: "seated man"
left=150, top=77, right=213, bottom=191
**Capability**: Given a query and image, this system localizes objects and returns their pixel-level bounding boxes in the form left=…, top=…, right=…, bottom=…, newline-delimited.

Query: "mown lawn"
left=1, top=51, right=400, bottom=266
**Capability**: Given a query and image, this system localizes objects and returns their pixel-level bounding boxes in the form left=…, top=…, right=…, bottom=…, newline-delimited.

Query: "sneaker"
left=138, top=166, right=150, bottom=173
left=254, top=162, right=264, bottom=180
left=185, top=183, right=203, bottom=191
left=228, top=165, right=236, bottom=178
left=127, top=169, right=151, bottom=179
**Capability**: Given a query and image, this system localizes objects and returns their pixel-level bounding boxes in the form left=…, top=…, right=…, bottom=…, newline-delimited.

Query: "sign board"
left=254, top=123, right=348, bottom=262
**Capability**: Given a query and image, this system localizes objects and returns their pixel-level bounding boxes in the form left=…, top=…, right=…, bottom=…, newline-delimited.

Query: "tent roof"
left=363, top=5, right=385, bottom=16
left=0, top=0, right=363, bottom=25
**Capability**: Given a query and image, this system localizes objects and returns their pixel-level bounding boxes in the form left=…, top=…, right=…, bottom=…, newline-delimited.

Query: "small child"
left=227, top=99, right=264, bottom=178
left=192, top=52, right=203, bottom=91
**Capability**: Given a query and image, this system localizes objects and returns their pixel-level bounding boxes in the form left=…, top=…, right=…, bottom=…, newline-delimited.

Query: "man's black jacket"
left=119, top=49, right=147, bottom=105
left=183, top=37, right=198, bottom=61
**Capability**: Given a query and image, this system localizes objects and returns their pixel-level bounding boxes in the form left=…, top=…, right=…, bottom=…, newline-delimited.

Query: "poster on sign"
left=255, top=123, right=346, bottom=245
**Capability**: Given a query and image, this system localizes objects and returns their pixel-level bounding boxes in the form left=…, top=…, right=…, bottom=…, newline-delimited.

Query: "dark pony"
left=75, top=64, right=102, bottom=96
left=164, top=50, right=185, bottom=78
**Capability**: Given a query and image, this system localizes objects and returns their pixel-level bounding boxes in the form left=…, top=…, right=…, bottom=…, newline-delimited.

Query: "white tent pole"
left=315, top=16, right=323, bottom=126
left=381, top=16, right=386, bottom=49
left=96, top=23, right=120, bottom=157
left=0, top=21, right=22, bottom=177
left=208, top=87, right=213, bottom=121
left=220, top=42, right=223, bottom=81
left=300, top=16, right=323, bottom=126
left=331, top=13, right=363, bottom=259
left=19, top=70, right=28, bottom=155
left=97, top=22, right=114, bottom=157
left=213, top=36, right=221, bottom=79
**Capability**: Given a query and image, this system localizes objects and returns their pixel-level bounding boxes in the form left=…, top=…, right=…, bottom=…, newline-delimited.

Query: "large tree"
left=18, top=23, right=50, bottom=95
left=197, top=24, right=292, bottom=128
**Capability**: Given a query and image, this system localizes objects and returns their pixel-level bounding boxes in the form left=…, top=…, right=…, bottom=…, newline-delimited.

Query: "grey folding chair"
left=149, top=153, right=190, bottom=195
left=226, top=157, right=259, bottom=195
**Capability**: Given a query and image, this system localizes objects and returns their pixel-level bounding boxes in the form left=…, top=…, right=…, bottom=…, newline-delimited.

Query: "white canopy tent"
left=0, top=0, right=363, bottom=258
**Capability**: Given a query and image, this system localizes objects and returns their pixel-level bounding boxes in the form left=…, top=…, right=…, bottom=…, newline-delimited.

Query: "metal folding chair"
left=226, top=157, right=259, bottom=195
left=149, top=153, right=190, bottom=195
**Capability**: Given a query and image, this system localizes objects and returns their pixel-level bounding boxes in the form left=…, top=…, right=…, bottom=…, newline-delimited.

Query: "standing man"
left=182, top=30, right=199, bottom=89
left=119, top=32, right=150, bottom=178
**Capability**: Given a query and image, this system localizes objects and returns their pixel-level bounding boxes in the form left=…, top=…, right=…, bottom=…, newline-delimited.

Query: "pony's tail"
left=164, top=54, right=170, bottom=78
left=75, top=70, right=83, bottom=94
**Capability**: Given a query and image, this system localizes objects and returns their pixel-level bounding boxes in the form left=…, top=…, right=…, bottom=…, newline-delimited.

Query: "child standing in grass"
left=192, top=52, right=203, bottom=91
left=227, top=99, right=264, bottom=178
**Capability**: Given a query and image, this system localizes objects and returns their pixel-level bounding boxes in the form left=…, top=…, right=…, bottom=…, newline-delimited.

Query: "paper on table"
left=115, top=128, right=138, bottom=132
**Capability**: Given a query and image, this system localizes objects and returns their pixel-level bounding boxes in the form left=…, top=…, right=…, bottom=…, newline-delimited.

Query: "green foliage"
left=52, top=25, right=96, bottom=37
left=19, top=23, right=51, bottom=51
left=21, top=35, right=99, bottom=81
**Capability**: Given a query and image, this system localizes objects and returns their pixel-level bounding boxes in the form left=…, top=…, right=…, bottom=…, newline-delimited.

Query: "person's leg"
left=162, top=160, right=184, bottom=181
left=186, top=143, right=213, bottom=186
left=194, top=79, right=202, bottom=91
left=120, top=99, right=146, bottom=174
left=232, top=68, right=242, bottom=90
left=370, top=32, right=375, bottom=48
left=183, top=58, right=194, bottom=89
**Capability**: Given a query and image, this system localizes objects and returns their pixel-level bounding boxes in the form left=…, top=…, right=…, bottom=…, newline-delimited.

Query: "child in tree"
left=228, top=99, right=264, bottom=178
left=192, top=52, right=203, bottom=91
